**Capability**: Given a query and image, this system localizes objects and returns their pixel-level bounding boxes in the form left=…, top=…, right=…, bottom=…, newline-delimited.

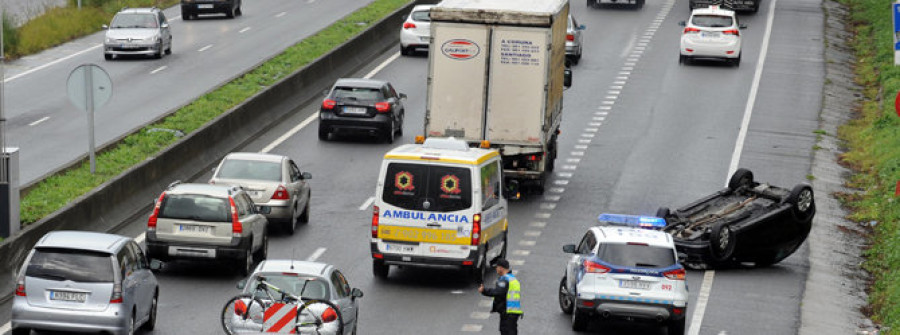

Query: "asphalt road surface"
left=1, top=0, right=825, bottom=333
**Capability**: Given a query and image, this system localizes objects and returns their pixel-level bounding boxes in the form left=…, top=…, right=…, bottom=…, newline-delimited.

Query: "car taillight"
left=403, top=22, right=416, bottom=29
left=271, top=185, right=290, bottom=200
left=321, top=306, right=338, bottom=323
left=14, top=278, right=25, bottom=297
left=375, top=102, right=391, bottom=113
left=322, top=99, right=336, bottom=110
left=673, top=307, right=685, bottom=316
left=722, top=29, right=740, bottom=36
left=583, top=260, right=611, bottom=274
left=371, top=206, right=379, bottom=238
left=230, top=197, right=242, bottom=235
left=664, top=268, right=686, bottom=280
left=566, top=34, right=574, bottom=41
left=148, top=192, right=166, bottom=231
left=471, top=214, right=481, bottom=246
left=110, top=283, right=123, bottom=303
left=683, top=27, right=701, bottom=34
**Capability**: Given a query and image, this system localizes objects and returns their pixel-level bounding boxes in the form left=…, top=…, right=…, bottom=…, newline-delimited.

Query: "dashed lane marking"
left=275, top=12, right=287, bottom=17
left=524, top=231, right=542, bottom=237
left=307, top=247, right=326, bottom=261
left=29, top=117, right=50, bottom=126
left=540, top=203, right=557, bottom=210
left=535, top=212, right=552, bottom=219
left=358, top=196, right=374, bottom=210
left=239, top=27, right=252, bottom=33
left=470, top=312, right=491, bottom=320
left=555, top=172, right=573, bottom=178
left=544, top=195, right=562, bottom=201
left=562, top=165, right=577, bottom=170
left=549, top=187, right=565, bottom=193
left=571, top=151, right=584, bottom=156
left=509, top=259, right=525, bottom=266
left=578, top=139, right=592, bottom=144
left=518, top=240, right=536, bottom=247
left=5, top=44, right=102, bottom=83
left=198, top=44, right=213, bottom=52
left=512, top=250, right=531, bottom=256
left=530, top=222, right=547, bottom=228
left=461, top=324, right=483, bottom=332
left=575, top=145, right=588, bottom=150
left=150, top=66, right=167, bottom=74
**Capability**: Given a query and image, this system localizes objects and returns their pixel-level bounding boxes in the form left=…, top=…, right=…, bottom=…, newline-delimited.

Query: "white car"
left=400, top=4, right=435, bottom=55
left=679, top=5, right=746, bottom=66
left=558, top=214, right=689, bottom=334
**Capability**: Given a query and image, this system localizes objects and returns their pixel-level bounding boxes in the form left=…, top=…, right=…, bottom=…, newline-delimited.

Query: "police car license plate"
left=619, top=280, right=650, bottom=290
left=50, top=291, right=87, bottom=302
left=180, top=224, right=211, bottom=234
left=701, top=31, right=720, bottom=38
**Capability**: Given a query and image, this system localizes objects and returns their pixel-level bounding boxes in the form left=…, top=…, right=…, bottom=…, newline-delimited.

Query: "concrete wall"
left=0, top=0, right=423, bottom=304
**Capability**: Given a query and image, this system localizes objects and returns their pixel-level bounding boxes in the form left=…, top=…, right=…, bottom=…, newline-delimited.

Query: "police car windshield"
left=691, top=15, right=734, bottom=28
left=596, top=243, right=676, bottom=269
left=382, top=163, right=472, bottom=212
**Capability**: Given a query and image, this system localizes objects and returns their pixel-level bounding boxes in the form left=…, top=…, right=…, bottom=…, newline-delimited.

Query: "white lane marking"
left=512, top=250, right=531, bottom=256
left=135, top=232, right=146, bottom=244
left=549, top=187, right=565, bottom=193
left=307, top=247, right=326, bottom=261
left=29, top=117, right=50, bottom=126
left=578, top=139, right=592, bottom=144
left=535, top=212, right=551, bottom=219
left=1, top=322, right=9, bottom=334
left=690, top=1, right=778, bottom=334
left=562, top=165, right=577, bottom=170
left=616, top=76, right=628, bottom=80
left=359, top=196, right=375, bottom=210
left=524, top=231, right=542, bottom=237
left=461, top=324, right=483, bottom=332
left=530, top=222, right=547, bottom=228
left=585, top=127, right=598, bottom=132
left=571, top=151, right=584, bottom=156
left=198, top=44, right=213, bottom=52
left=581, top=133, right=595, bottom=138
left=556, top=172, right=573, bottom=178
left=540, top=203, right=556, bottom=210
left=239, top=27, right=252, bottom=33
left=509, top=259, right=525, bottom=266
left=544, top=195, right=562, bottom=201
left=5, top=44, right=102, bottom=83
left=575, top=145, right=588, bottom=149
left=364, top=52, right=401, bottom=79
left=275, top=12, right=287, bottom=17
left=150, top=66, right=167, bottom=74
left=605, top=95, right=617, bottom=100
left=260, top=54, right=399, bottom=153
left=688, top=270, right=716, bottom=335
left=553, top=180, right=569, bottom=186
left=566, top=158, right=581, bottom=163
left=602, top=100, right=615, bottom=105
left=614, top=80, right=626, bottom=85
left=470, top=311, right=491, bottom=319
left=518, top=240, right=536, bottom=246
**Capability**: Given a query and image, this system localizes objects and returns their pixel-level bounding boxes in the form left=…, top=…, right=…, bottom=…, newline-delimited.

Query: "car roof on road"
left=36, top=231, right=129, bottom=254
left=256, top=260, right=331, bottom=277
left=225, top=152, right=285, bottom=163
left=334, top=78, right=387, bottom=89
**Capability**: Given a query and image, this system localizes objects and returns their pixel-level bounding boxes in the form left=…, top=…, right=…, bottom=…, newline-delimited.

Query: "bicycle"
left=221, top=276, right=345, bottom=335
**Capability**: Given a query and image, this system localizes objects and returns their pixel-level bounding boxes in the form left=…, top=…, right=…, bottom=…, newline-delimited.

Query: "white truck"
left=425, top=0, right=571, bottom=196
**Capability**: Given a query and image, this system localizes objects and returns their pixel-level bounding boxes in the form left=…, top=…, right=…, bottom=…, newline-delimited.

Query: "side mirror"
left=562, top=244, right=577, bottom=254
left=237, top=280, right=247, bottom=289
left=149, top=259, right=164, bottom=271
left=301, top=172, right=312, bottom=180
left=564, top=67, right=573, bottom=88
left=739, top=23, right=748, bottom=29
left=399, top=93, right=408, bottom=99
left=578, top=24, right=586, bottom=30
left=678, top=21, right=686, bottom=27
left=102, top=24, right=109, bottom=30
left=351, top=288, right=364, bottom=298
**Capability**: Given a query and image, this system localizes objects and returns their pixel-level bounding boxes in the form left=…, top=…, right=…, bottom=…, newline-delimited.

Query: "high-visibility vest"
left=503, top=273, right=523, bottom=315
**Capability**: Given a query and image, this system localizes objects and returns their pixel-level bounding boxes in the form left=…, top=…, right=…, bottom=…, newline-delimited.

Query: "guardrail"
left=0, top=0, right=429, bottom=305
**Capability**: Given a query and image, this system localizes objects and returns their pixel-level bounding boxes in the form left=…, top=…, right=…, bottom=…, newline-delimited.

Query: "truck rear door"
left=427, top=22, right=490, bottom=140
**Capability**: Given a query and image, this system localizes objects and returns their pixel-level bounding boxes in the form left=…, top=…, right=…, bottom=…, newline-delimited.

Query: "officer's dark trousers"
left=498, top=313, right=520, bottom=335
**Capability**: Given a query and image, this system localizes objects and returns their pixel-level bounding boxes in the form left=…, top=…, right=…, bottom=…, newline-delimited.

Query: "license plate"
left=343, top=107, right=367, bottom=115
left=50, top=291, right=87, bottom=302
left=619, top=280, right=651, bottom=290
left=701, top=31, right=720, bottom=38
left=384, top=243, right=415, bottom=253
left=198, top=4, right=213, bottom=9
left=180, top=224, right=211, bottom=234
left=402, top=256, right=412, bottom=261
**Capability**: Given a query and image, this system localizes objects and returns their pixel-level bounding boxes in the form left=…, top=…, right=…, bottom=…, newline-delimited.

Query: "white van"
left=371, top=137, right=508, bottom=282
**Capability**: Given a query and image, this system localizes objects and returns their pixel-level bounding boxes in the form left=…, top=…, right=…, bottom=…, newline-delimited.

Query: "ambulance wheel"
left=499, top=235, right=508, bottom=260
left=373, top=260, right=389, bottom=279
left=469, top=253, right=486, bottom=283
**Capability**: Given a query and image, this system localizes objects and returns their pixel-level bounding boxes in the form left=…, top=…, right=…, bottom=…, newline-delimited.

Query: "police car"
left=558, top=214, right=688, bottom=334
left=679, top=5, right=746, bottom=66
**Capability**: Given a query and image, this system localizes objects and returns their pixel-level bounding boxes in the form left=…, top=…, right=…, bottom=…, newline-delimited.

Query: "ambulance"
left=371, top=137, right=509, bottom=282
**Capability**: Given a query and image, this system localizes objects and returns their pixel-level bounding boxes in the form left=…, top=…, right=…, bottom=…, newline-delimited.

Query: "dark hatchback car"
left=318, top=78, right=406, bottom=143
left=181, top=0, right=242, bottom=20
left=656, top=168, right=815, bottom=269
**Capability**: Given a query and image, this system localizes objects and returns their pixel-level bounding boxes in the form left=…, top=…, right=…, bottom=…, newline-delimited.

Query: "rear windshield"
left=382, top=163, right=472, bottom=212
left=247, top=274, right=330, bottom=301
left=331, top=87, right=384, bottom=102
left=27, top=248, right=114, bottom=283
left=111, top=13, right=158, bottom=29
left=159, top=194, right=230, bottom=222
left=216, top=159, right=281, bottom=182
left=411, top=10, right=430, bottom=22
left=596, top=243, right=676, bottom=268
left=691, top=15, right=734, bottom=28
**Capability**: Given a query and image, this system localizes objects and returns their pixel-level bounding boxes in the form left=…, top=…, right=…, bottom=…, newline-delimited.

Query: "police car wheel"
left=373, top=260, right=389, bottom=279
left=558, top=278, right=574, bottom=314
left=469, top=256, right=486, bottom=283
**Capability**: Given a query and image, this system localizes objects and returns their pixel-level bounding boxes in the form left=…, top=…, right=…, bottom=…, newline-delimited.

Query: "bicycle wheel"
left=295, top=299, right=344, bottom=335
left=221, top=294, right=265, bottom=335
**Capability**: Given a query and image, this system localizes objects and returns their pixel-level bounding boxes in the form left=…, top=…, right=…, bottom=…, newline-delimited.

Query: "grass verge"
left=837, top=0, right=900, bottom=331
left=18, top=0, right=410, bottom=224
left=6, top=0, right=179, bottom=59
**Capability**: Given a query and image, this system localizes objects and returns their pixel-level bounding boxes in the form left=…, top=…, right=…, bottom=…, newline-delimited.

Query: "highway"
left=4, top=0, right=375, bottom=186
left=1, top=0, right=825, bottom=333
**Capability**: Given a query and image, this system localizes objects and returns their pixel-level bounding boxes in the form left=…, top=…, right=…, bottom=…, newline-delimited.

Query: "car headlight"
left=105, top=37, right=114, bottom=43
left=145, top=35, right=160, bottom=43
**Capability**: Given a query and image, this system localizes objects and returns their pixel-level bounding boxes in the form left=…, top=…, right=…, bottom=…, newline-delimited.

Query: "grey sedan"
left=210, top=152, right=312, bottom=235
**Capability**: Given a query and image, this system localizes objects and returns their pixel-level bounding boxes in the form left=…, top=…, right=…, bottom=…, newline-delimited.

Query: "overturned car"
left=656, top=168, right=815, bottom=269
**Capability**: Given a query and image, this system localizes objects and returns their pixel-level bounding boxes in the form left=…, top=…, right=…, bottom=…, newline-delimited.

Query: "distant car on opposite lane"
left=210, top=152, right=313, bottom=235
left=400, top=4, right=435, bottom=56
left=679, top=5, right=746, bottom=66
left=103, top=7, right=172, bottom=60
left=318, top=78, right=407, bottom=143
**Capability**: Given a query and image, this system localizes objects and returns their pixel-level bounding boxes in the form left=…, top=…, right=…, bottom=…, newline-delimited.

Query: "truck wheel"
left=710, top=224, right=736, bottom=262
left=373, top=260, right=389, bottom=279
left=787, top=184, right=815, bottom=221
left=668, top=318, right=686, bottom=335
left=727, top=168, right=754, bottom=191
left=572, top=308, right=589, bottom=331
left=559, top=277, right=574, bottom=314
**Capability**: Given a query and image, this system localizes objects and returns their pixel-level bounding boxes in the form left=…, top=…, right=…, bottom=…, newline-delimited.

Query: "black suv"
left=318, top=78, right=407, bottom=143
left=181, top=0, right=242, bottom=20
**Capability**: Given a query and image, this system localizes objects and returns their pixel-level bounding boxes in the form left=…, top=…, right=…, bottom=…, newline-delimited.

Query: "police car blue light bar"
left=597, top=213, right=667, bottom=229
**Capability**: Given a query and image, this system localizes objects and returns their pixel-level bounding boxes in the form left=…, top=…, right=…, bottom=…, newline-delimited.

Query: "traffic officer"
left=478, top=258, right=523, bottom=335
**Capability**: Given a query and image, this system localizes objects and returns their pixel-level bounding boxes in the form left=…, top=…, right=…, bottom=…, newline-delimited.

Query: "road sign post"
left=67, top=64, right=112, bottom=174
left=894, top=2, right=900, bottom=65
